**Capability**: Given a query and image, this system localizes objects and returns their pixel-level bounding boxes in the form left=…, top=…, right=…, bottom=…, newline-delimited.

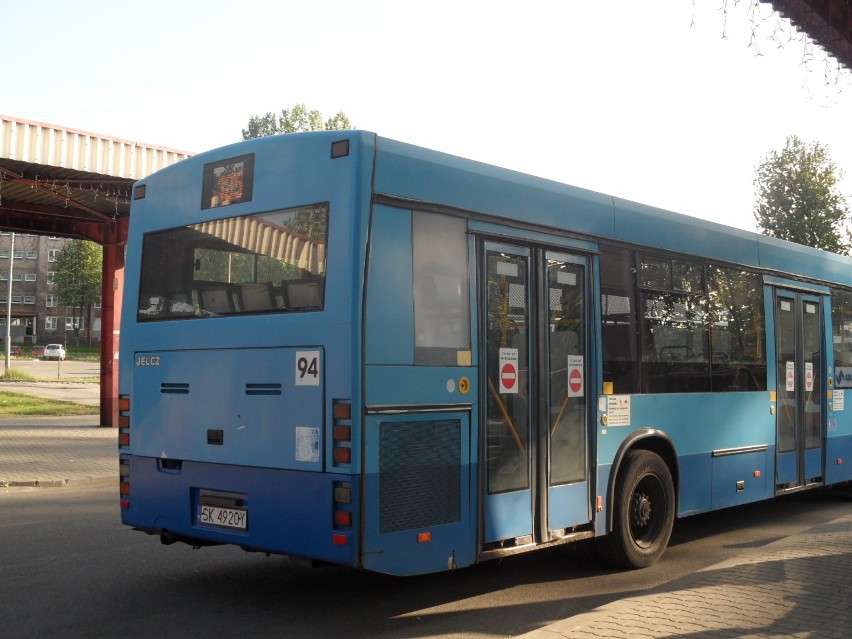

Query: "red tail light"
left=118, top=395, right=131, bottom=449
left=332, top=399, right=351, bottom=467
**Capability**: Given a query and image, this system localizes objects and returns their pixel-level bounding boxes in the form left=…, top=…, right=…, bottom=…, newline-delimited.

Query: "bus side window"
left=412, top=211, right=470, bottom=366
left=600, top=246, right=640, bottom=394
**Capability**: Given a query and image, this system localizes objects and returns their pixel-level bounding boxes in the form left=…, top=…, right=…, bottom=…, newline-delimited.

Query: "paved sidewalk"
left=519, top=512, right=852, bottom=639
left=0, top=415, right=116, bottom=487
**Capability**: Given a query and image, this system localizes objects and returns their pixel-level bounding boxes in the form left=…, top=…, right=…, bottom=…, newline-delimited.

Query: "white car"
left=42, top=344, right=67, bottom=361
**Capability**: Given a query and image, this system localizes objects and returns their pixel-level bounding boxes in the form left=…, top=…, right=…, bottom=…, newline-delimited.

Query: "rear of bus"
left=118, top=132, right=371, bottom=568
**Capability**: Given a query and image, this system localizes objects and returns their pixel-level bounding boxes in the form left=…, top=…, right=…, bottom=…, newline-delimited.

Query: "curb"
left=1, top=475, right=116, bottom=489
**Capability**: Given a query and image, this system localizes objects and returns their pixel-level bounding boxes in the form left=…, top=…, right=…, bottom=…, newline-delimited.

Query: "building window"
left=45, top=317, right=57, bottom=330
left=0, top=250, right=8, bottom=259
left=48, top=249, right=61, bottom=263
left=47, top=271, right=55, bottom=284
left=65, top=317, right=84, bottom=331
left=13, top=251, right=23, bottom=260
left=46, top=294, right=58, bottom=308
left=11, top=273, right=22, bottom=281
left=24, top=296, right=35, bottom=305
left=25, top=251, right=37, bottom=260
left=25, top=273, right=36, bottom=282
left=11, top=296, right=21, bottom=304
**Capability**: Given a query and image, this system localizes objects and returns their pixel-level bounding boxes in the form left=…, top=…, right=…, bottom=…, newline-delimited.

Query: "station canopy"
left=0, top=114, right=191, bottom=238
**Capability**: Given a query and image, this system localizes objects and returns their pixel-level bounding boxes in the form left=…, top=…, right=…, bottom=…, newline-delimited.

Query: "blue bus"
left=119, top=131, right=852, bottom=575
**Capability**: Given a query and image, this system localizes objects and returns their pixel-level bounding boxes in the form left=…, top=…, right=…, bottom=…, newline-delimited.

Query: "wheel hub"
left=632, top=492, right=652, bottom=528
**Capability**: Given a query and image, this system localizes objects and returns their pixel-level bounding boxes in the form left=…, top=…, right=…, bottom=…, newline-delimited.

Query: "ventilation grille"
left=161, top=383, right=189, bottom=395
left=245, top=383, right=282, bottom=396
left=379, top=419, right=460, bottom=534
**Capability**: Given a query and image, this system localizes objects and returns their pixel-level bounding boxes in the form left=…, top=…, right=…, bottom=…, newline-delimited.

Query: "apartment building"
left=0, top=233, right=102, bottom=346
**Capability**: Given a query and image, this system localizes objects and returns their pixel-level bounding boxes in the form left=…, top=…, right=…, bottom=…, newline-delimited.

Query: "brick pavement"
left=519, top=512, right=852, bottom=639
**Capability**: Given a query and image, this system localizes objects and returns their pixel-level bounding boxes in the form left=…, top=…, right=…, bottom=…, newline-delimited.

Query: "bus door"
left=481, top=241, right=591, bottom=546
left=774, top=289, right=825, bottom=491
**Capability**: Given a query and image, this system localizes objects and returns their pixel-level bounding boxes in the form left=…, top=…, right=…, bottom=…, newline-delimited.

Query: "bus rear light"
left=417, top=532, right=432, bottom=543
left=118, top=394, right=131, bottom=448
left=119, top=456, right=131, bottom=509
left=332, top=399, right=352, bottom=466
left=332, top=482, right=353, bottom=533
left=334, top=483, right=352, bottom=504
left=332, top=533, right=348, bottom=546
left=333, top=400, right=351, bottom=420
left=332, top=425, right=351, bottom=441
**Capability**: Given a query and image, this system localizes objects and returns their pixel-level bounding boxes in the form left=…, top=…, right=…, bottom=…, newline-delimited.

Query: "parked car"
left=8, top=345, right=22, bottom=356
left=31, top=345, right=44, bottom=357
left=42, top=344, right=67, bottom=361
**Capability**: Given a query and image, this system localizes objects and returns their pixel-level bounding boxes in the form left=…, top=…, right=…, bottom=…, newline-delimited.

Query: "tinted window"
left=137, top=204, right=328, bottom=321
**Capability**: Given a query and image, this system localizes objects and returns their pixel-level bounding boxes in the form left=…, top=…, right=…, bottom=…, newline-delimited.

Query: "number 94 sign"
left=295, top=350, right=321, bottom=386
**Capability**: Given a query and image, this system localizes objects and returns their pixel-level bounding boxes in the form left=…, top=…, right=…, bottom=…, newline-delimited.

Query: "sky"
left=4, top=0, right=851, bottom=233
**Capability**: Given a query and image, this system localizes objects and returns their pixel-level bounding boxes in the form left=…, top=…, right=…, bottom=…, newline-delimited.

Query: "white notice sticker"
left=835, top=389, right=845, bottom=412
left=606, top=395, right=631, bottom=426
left=566, top=355, right=584, bottom=397
left=804, top=362, right=814, bottom=392
left=498, top=348, right=519, bottom=394
left=295, top=426, right=320, bottom=462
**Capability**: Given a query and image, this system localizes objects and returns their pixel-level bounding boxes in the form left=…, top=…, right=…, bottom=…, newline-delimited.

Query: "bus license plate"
left=198, top=505, right=247, bottom=530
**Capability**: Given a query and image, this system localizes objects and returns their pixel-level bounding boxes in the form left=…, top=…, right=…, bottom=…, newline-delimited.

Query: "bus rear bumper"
left=120, top=455, right=359, bottom=567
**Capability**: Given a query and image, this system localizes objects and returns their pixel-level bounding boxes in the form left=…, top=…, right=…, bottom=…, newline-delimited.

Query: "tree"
left=753, top=135, right=850, bottom=254
left=53, top=240, right=102, bottom=346
left=242, top=103, right=352, bottom=140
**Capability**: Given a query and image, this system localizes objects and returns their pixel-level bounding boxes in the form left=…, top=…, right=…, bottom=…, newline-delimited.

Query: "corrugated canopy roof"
left=0, top=115, right=192, bottom=237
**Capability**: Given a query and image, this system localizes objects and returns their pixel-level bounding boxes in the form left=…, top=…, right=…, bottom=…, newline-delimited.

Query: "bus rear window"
left=137, top=204, right=328, bottom=321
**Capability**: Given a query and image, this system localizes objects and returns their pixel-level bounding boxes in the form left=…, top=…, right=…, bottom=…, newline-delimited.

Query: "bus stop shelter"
left=0, top=115, right=191, bottom=426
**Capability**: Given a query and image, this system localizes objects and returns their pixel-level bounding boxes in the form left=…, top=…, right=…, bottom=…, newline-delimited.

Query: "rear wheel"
left=597, top=449, right=675, bottom=569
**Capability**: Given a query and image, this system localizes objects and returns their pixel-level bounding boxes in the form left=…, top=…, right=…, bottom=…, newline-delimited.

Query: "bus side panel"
left=361, top=408, right=474, bottom=576
left=826, top=433, right=852, bottom=483
left=124, top=456, right=359, bottom=566
left=597, top=392, right=775, bottom=522
left=364, top=205, right=414, bottom=365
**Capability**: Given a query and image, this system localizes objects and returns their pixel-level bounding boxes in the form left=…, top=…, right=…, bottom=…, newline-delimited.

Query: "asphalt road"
left=3, top=357, right=100, bottom=379
left=1, top=482, right=850, bottom=638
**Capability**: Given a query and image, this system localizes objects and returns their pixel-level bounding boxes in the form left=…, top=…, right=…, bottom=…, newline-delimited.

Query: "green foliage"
left=0, top=368, right=37, bottom=381
left=0, top=390, right=95, bottom=416
left=753, top=136, right=850, bottom=254
left=242, top=103, right=352, bottom=140
left=52, top=240, right=102, bottom=345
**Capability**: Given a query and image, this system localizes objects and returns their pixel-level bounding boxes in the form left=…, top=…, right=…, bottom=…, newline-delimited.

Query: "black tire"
left=597, top=449, right=675, bottom=569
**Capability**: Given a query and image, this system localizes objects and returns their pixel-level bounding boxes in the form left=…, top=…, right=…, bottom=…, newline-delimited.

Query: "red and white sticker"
left=786, top=361, right=795, bottom=392
left=499, top=348, right=519, bottom=394
left=567, top=355, right=584, bottom=397
left=805, top=362, right=814, bottom=392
